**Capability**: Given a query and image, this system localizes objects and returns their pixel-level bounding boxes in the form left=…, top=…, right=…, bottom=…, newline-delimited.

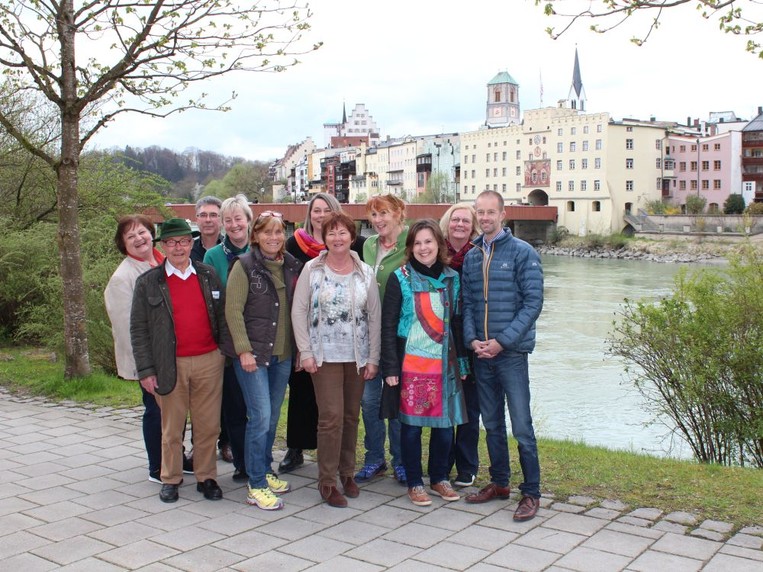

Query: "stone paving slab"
left=0, top=391, right=761, bottom=570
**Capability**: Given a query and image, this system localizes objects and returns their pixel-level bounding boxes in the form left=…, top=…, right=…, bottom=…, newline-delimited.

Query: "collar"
left=165, top=259, right=197, bottom=280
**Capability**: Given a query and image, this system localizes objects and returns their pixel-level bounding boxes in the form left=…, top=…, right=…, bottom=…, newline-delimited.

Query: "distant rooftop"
left=488, top=71, right=519, bottom=86
left=742, top=109, right=763, bottom=132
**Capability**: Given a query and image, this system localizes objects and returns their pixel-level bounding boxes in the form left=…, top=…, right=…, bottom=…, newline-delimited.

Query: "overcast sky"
left=90, top=0, right=763, bottom=162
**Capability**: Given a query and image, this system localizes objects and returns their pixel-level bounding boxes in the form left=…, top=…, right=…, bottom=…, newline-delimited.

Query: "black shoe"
left=454, top=472, right=476, bottom=487
left=232, top=468, right=249, bottom=482
left=159, top=483, right=179, bottom=503
left=278, top=448, right=304, bottom=473
left=182, top=454, right=194, bottom=474
left=196, top=478, right=223, bottom=500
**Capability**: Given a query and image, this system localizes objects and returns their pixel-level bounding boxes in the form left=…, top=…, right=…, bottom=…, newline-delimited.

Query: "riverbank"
left=537, top=235, right=753, bottom=264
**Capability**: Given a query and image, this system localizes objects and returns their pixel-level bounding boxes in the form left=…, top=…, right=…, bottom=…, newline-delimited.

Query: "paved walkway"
left=1, top=391, right=761, bottom=571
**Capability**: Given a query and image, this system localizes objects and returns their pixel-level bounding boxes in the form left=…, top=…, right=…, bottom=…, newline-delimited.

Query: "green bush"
left=604, top=233, right=629, bottom=250
left=9, top=216, right=122, bottom=374
left=645, top=200, right=667, bottom=215
left=685, top=195, right=706, bottom=215
left=608, top=245, right=763, bottom=467
left=724, top=193, right=745, bottom=214
left=745, top=202, right=763, bottom=215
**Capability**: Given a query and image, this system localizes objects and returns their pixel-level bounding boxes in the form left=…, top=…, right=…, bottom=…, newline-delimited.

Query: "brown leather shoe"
left=513, top=495, right=540, bottom=521
left=464, top=482, right=511, bottom=504
left=320, top=485, right=348, bottom=508
left=220, top=443, right=233, bottom=464
left=340, top=476, right=360, bottom=498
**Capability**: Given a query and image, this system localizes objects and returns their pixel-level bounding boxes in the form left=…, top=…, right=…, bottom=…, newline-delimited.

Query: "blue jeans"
left=234, top=356, right=291, bottom=489
left=401, top=423, right=452, bottom=488
left=474, top=351, right=540, bottom=498
left=360, top=374, right=401, bottom=467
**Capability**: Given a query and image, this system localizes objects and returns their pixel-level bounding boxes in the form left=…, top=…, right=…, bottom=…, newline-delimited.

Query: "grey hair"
left=195, top=195, right=222, bottom=214
left=303, top=192, right=342, bottom=236
left=220, top=194, right=253, bottom=232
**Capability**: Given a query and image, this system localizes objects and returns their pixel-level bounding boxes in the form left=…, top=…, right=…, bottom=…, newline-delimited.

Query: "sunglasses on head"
left=258, top=210, right=283, bottom=220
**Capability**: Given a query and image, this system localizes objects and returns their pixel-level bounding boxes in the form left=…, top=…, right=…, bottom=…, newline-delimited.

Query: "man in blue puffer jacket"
left=461, top=190, right=544, bottom=522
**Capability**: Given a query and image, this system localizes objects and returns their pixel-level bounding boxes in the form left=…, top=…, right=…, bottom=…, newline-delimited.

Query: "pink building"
left=664, top=131, right=742, bottom=212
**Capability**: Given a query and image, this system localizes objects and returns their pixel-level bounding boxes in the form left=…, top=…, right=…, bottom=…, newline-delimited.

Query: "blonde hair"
left=439, top=203, right=478, bottom=241
left=304, top=192, right=342, bottom=236
left=221, top=194, right=253, bottom=233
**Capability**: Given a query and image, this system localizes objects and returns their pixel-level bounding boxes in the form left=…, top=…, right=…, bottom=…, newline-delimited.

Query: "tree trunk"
left=57, top=0, right=91, bottom=378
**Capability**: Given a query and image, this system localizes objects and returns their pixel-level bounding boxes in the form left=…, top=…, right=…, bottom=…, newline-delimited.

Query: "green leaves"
left=608, top=247, right=763, bottom=467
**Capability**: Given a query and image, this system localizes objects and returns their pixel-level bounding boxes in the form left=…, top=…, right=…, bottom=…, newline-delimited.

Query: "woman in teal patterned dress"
left=380, top=219, right=469, bottom=507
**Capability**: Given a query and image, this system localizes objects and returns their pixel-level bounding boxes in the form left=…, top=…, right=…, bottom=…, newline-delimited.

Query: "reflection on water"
left=530, top=255, right=708, bottom=459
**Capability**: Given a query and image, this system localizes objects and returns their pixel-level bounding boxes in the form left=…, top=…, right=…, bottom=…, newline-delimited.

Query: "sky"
left=90, top=0, right=763, bottom=162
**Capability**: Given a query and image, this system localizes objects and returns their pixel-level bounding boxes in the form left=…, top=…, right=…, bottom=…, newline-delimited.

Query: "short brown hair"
left=114, top=215, right=156, bottom=255
left=321, top=211, right=357, bottom=245
left=405, top=219, right=450, bottom=267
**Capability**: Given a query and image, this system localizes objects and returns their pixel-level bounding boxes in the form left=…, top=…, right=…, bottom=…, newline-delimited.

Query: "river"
left=530, top=255, right=711, bottom=459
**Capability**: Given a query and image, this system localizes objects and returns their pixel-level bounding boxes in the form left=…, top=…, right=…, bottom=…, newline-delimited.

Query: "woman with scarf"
left=381, top=219, right=469, bottom=507
left=278, top=193, right=365, bottom=473
left=439, top=203, right=481, bottom=488
left=203, top=194, right=252, bottom=483
left=104, top=214, right=165, bottom=483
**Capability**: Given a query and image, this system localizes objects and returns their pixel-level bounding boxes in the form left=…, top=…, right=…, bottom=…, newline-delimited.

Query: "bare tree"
left=0, top=1, right=320, bottom=377
left=536, top=1, right=763, bottom=57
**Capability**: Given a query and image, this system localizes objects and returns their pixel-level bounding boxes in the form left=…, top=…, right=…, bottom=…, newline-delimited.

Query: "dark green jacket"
left=130, top=261, right=226, bottom=395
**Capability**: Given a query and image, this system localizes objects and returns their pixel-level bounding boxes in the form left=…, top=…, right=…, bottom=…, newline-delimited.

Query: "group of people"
left=104, top=189, right=544, bottom=522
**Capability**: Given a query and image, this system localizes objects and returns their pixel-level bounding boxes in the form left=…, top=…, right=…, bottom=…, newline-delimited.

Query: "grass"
left=2, top=345, right=761, bottom=527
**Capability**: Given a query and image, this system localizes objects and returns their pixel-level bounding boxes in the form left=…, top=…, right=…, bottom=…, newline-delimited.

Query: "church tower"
left=486, top=71, right=520, bottom=127
left=567, top=48, right=587, bottom=112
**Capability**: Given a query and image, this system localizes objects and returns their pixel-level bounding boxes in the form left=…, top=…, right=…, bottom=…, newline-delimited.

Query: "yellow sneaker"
left=266, top=472, right=291, bottom=494
left=246, top=486, right=283, bottom=510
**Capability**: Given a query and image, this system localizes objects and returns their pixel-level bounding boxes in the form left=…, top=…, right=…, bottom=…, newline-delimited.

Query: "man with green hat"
left=131, top=218, right=228, bottom=503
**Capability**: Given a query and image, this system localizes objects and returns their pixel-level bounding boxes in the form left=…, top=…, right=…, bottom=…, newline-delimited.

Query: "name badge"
left=212, top=290, right=220, bottom=300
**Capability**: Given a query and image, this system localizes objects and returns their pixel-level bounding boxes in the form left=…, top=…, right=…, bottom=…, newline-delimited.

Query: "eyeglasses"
left=450, top=217, right=472, bottom=225
left=197, top=212, right=219, bottom=219
left=162, top=237, right=193, bottom=247
left=258, top=210, right=283, bottom=219
left=476, top=210, right=500, bottom=217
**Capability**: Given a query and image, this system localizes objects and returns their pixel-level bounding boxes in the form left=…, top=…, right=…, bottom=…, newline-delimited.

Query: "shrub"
left=685, top=195, right=706, bottom=215
left=645, top=200, right=667, bottom=215
left=746, top=202, right=763, bottom=215
left=608, top=245, right=763, bottom=467
left=604, top=233, right=629, bottom=250
left=549, top=225, right=570, bottom=244
left=724, top=194, right=745, bottom=214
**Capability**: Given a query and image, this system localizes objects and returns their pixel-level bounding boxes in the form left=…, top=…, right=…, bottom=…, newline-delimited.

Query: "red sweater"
left=166, top=273, right=218, bottom=357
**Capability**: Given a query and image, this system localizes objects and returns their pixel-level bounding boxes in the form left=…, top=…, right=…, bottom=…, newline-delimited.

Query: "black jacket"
left=130, top=261, right=226, bottom=395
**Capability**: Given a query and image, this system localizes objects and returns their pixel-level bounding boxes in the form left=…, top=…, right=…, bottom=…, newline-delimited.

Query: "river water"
left=529, top=255, right=709, bottom=459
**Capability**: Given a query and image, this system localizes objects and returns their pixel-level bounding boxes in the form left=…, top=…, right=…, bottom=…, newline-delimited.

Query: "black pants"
left=285, top=368, right=318, bottom=450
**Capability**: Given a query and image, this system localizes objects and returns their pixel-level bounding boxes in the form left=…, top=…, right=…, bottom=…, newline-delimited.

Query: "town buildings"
left=271, top=52, right=758, bottom=235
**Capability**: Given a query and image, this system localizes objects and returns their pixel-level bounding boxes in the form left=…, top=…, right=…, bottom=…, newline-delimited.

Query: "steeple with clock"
left=486, top=71, right=520, bottom=127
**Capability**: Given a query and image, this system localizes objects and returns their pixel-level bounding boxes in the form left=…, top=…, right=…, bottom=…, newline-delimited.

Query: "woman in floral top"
left=291, top=212, right=381, bottom=508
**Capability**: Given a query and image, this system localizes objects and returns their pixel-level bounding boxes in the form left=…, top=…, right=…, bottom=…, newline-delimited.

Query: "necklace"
left=379, top=236, right=397, bottom=250
left=326, top=257, right=352, bottom=273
